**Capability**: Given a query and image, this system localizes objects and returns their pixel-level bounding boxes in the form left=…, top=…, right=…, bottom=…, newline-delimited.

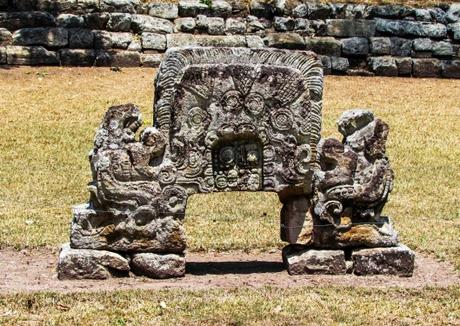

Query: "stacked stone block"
left=0, top=1, right=459, bottom=76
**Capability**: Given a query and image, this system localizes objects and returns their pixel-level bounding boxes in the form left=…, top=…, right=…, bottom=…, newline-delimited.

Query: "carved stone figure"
left=310, top=109, right=399, bottom=248
left=58, top=47, right=414, bottom=279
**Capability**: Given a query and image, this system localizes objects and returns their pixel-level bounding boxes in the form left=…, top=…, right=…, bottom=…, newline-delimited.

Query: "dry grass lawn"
left=0, top=286, right=459, bottom=325
left=0, top=67, right=459, bottom=325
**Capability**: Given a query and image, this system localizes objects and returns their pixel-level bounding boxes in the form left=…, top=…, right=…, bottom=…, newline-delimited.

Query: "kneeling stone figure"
left=57, top=47, right=414, bottom=279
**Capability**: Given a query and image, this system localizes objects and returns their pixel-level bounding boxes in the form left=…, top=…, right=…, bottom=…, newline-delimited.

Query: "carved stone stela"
left=58, top=47, right=414, bottom=279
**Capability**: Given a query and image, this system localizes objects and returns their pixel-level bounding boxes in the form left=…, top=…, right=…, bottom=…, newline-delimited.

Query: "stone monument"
left=57, top=47, right=414, bottom=279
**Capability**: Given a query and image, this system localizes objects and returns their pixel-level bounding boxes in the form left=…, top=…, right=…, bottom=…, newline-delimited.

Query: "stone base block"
left=130, top=253, right=185, bottom=279
left=352, top=244, right=415, bottom=277
left=57, top=243, right=130, bottom=280
left=282, top=245, right=347, bottom=275
left=70, top=204, right=186, bottom=253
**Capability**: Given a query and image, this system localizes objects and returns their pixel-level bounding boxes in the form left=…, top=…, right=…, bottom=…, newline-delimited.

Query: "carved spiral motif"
left=219, top=147, right=235, bottom=166
left=205, top=130, right=218, bottom=147
left=161, top=185, right=187, bottom=214
left=158, top=164, right=177, bottom=185
left=264, top=162, right=275, bottom=174
left=258, top=129, right=269, bottom=145
left=271, top=109, right=294, bottom=131
left=237, top=123, right=256, bottom=135
left=324, top=200, right=344, bottom=226
left=215, top=175, right=228, bottom=189
left=244, top=93, right=265, bottom=116
left=263, top=146, right=275, bottom=161
left=295, top=144, right=312, bottom=175
left=222, top=90, right=243, bottom=113
left=186, top=151, right=203, bottom=177
left=204, top=176, right=214, bottom=188
left=298, top=121, right=310, bottom=136
left=187, top=107, right=206, bottom=129
left=247, top=174, right=260, bottom=191
left=188, top=151, right=201, bottom=168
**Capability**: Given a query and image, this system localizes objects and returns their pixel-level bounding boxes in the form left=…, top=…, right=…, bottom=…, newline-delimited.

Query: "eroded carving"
left=59, top=47, right=409, bottom=279
left=68, top=47, right=324, bottom=258
left=311, top=109, right=398, bottom=248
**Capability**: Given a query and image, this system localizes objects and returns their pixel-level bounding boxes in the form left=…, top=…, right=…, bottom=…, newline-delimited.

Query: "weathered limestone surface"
left=283, top=246, right=347, bottom=275
left=0, top=46, right=6, bottom=64
left=331, top=56, right=349, bottom=73
left=413, top=58, right=442, bottom=77
left=310, top=109, right=398, bottom=248
left=131, top=14, right=174, bottom=33
left=141, top=52, right=163, bottom=67
left=12, top=27, right=68, bottom=47
left=0, top=12, right=56, bottom=30
left=57, top=13, right=85, bottom=28
left=6, top=45, right=59, bottom=64
left=58, top=243, right=130, bottom=280
left=69, top=28, right=94, bottom=48
left=369, top=37, right=391, bottom=55
left=352, top=244, right=415, bottom=276
left=390, top=37, right=412, bottom=57
left=95, top=49, right=140, bottom=66
left=141, top=32, right=166, bottom=50
left=395, top=57, right=412, bottom=76
left=107, top=13, right=132, bottom=32
left=70, top=204, right=186, bottom=253
left=264, top=33, right=305, bottom=49
left=166, top=34, right=247, bottom=47
left=326, top=19, right=375, bottom=37
left=0, top=28, right=12, bottom=46
left=100, top=0, right=140, bottom=14
left=442, top=60, right=460, bottom=78
left=60, top=48, right=96, bottom=65
left=0, top=2, right=459, bottom=77
left=148, top=3, right=179, bottom=20
left=369, top=56, right=398, bottom=76
left=60, top=47, right=326, bottom=278
left=58, top=47, right=413, bottom=279
left=131, top=253, right=185, bottom=278
left=174, top=17, right=196, bottom=32
left=304, top=37, right=341, bottom=56
left=376, top=18, right=447, bottom=38
left=342, top=37, right=369, bottom=56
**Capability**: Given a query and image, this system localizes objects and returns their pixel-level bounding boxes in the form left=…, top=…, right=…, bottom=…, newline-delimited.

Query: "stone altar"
left=58, top=47, right=414, bottom=279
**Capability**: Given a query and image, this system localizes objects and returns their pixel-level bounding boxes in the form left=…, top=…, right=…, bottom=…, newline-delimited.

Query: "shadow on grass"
left=0, top=65, right=16, bottom=70
left=187, top=261, right=284, bottom=275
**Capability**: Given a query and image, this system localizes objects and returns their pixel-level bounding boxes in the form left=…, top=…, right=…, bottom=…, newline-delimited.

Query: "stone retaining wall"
left=1, top=0, right=459, bottom=77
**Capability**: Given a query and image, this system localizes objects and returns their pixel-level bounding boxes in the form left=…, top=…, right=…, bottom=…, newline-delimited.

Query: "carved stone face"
left=162, top=63, right=318, bottom=194
left=151, top=48, right=323, bottom=195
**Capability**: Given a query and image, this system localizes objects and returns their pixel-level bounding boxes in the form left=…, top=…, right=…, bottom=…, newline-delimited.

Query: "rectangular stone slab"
left=130, top=253, right=185, bottom=278
left=352, top=244, right=415, bottom=276
left=282, top=246, right=347, bottom=275
left=70, top=204, right=186, bottom=253
left=57, top=243, right=130, bottom=280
